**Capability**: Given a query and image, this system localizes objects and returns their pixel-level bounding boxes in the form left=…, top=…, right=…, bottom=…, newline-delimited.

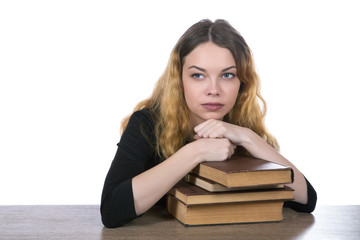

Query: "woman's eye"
left=192, top=73, right=204, bottom=79
left=222, top=73, right=235, bottom=79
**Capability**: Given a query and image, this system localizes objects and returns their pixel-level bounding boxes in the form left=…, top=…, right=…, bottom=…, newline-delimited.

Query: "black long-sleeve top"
left=100, top=109, right=317, bottom=228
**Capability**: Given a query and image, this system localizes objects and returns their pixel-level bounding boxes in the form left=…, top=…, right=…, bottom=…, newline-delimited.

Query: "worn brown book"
left=191, top=155, right=293, bottom=188
left=168, top=181, right=293, bottom=205
left=167, top=194, right=284, bottom=226
left=185, top=173, right=285, bottom=192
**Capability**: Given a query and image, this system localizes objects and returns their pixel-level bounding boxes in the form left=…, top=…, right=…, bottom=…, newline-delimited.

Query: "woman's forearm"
left=132, top=138, right=235, bottom=215
left=132, top=143, right=201, bottom=215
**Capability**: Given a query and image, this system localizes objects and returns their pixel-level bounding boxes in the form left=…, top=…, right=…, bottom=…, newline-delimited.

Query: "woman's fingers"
left=195, top=119, right=225, bottom=138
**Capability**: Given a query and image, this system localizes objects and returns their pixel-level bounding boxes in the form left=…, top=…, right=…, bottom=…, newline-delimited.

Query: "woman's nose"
left=207, top=79, right=220, bottom=96
left=207, top=89, right=219, bottom=96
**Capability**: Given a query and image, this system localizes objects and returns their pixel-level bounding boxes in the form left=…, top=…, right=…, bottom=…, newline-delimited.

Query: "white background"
left=1, top=0, right=359, bottom=205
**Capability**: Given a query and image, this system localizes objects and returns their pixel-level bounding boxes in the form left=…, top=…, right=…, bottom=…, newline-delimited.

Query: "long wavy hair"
left=121, top=19, right=279, bottom=159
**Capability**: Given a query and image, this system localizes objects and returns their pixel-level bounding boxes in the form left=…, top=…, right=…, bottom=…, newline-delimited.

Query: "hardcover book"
left=168, top=181, right=294, bottom=205
left=191, top=155, right=293, bottom=188
left=186, top=174, right=285, bottom=192
left=167, top=194, right=284, bottom=226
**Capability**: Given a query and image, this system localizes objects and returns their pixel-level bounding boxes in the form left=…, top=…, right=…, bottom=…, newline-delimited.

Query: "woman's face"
left=182, top=42, right=241, bottom=126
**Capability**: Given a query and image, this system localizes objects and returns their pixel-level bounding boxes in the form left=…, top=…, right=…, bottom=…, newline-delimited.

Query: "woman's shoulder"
left=132, top=108, right=155, bottom=118
left=130, top=108, right=155, bottom=122
left=126, top=108, right=158, bottom=132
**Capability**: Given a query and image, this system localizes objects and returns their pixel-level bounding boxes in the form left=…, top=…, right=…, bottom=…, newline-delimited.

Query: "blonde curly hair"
left=121, top=19, right=279, bottom=159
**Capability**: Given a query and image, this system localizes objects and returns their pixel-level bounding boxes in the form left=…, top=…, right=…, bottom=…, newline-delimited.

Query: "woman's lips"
left=201, top=102, right=224, bottom=111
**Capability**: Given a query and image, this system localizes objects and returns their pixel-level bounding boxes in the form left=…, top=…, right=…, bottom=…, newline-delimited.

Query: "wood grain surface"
left=0, top=205, right=359, bottom=240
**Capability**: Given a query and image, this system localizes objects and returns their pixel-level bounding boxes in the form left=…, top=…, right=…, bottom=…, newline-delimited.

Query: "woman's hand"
left=190, top=138, right=236, bottom=163
left=194, top=119, right=248, bottom=146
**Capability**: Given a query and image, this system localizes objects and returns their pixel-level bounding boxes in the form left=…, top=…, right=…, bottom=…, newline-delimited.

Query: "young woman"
left=100, top=19, right=317, bottom=228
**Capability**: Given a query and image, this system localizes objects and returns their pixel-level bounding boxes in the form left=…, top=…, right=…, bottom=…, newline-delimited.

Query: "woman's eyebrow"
left=187, top=65, right=236, bottom=72
left=221, top=66, right=237, bottom=72
left=188, top=65, right=206, bottom=72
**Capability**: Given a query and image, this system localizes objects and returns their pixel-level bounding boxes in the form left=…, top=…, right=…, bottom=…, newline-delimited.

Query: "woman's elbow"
left=100, top=200, right=137, bottom=228
left=101, top=213, right=132, bottom=228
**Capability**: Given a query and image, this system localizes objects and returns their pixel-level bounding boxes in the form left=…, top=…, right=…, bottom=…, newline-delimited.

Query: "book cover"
left=168, top=181, right=294, bottom=205
left=186, top=173, right=285, bottom=192
left=191, top=155, right=293, bottom=188
left=167, top=194, right=284, bottom=226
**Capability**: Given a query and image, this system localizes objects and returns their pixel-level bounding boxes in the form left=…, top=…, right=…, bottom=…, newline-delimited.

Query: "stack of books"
left=166, top=155, right=294, bottom=226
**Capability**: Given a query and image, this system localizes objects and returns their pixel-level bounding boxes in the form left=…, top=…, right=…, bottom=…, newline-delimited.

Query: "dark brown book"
left=167, top=194, right=284, bottom=226
left=185, top=173, right=285, bottom=192
left=191, top=155, right=293, bottom=188
left=168, top=181, right=293, bottom=205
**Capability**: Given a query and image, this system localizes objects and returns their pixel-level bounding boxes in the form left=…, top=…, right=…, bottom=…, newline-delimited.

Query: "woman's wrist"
left=180, top=141, right=205, bottom=166
left=233, top=126, right=254, bottom=147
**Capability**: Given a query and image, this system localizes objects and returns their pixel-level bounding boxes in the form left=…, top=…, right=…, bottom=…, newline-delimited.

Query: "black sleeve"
left=284, top=177, right=317, bottom=213
left=100, top=110, right=157, bottom=228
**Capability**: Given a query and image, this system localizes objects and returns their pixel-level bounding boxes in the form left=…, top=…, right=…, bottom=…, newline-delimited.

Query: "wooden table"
left=0, top=205, right=359, bottom=239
